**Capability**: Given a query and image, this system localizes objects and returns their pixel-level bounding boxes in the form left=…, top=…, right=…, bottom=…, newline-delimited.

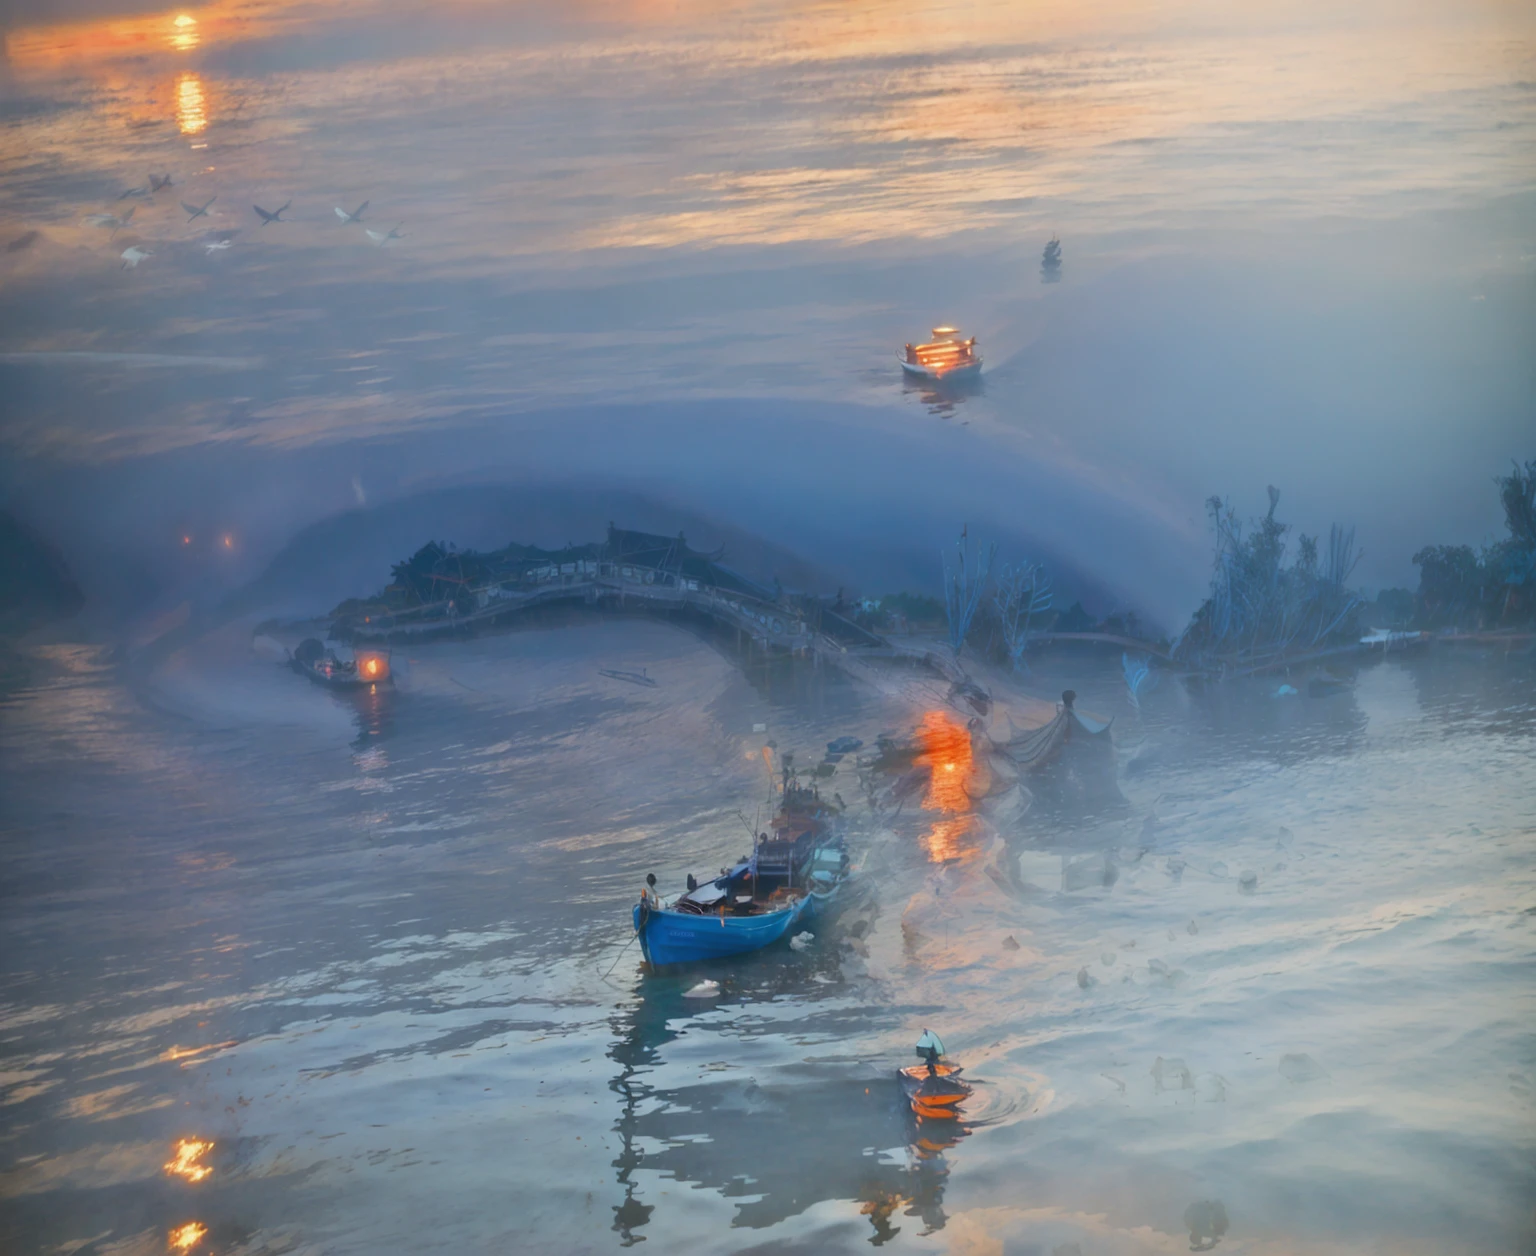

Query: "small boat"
left=291, top=637, right=391, bottom=690
left=899, top=327, right=982, bottom=382
left=632, top=776, right=849, bottom=968
left=899, top=1029, right=972, bottom=1118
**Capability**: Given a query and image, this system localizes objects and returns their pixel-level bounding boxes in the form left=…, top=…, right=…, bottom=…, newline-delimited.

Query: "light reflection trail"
left=176, top=73, right=207, bottom=134
left=169, top=1221, right=207, bottom=1249
left=170, top=14, right=199, bottom=52
left=164, top=1138, right=213, bottom=1182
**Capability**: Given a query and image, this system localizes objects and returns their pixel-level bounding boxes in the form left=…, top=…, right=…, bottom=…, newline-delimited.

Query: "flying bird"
left=181, top=195, right=217, bottom=222
left=87, top=207, right=135, bottom=234
left=203, top=239, right=233, bottom=253
left=121, top=246, right=153, bottom=269
left=117, top=184, right=151, bottom=200
left=253, top=200, right=291, bottom=225
left=334, top=201, right=368, bottom=224
left=202, top=229, right=239, bottom=253
left=150, top=173, right=175, bottom=192
left=365, top=223, right=404, bottom=245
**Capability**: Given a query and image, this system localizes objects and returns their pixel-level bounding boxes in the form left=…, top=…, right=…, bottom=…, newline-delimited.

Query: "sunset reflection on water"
left=176, top=73, right=208, bottom=135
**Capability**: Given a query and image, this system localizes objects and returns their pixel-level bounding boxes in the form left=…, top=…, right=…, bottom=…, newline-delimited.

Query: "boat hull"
left=634, top=886, right=834, bottom=968
left=899, top=358, right=982, bottom=382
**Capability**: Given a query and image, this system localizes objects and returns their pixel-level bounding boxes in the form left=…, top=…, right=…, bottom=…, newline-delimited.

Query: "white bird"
left=203, top=238, right=233, bottom=253
left=201, top=229, right=239, bottom=253
left=121, top=246, right=153, bottom=269
left=181, top=195, right=216, bottom=222
left=334, top=200, right=369, bottom=224
left=365, top=223, right=404, bottom=245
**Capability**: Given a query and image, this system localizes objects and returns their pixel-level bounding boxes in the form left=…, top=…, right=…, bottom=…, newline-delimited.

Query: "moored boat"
left=899, top=326, right=982, bottom=382
left=290, top=637, right=391, bottom=689
left=633, top=775, right=849, bottom=968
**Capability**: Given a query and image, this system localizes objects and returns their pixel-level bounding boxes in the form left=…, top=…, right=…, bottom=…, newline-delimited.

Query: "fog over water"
left=1, top=1, right=1534, bottom=1254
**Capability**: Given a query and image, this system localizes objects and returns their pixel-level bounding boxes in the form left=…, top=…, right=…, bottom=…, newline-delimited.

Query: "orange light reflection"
left=169, top=1221, right=207, bottom=1250
left=922, top=813, right=980, bottom=863
left=164, top=1138, right=213, bottom=1183
left=913, top=709, right=972, bottom=813
left=170, top=14, right=199, bottom=52
left=176, top=73, right=207, bottom=134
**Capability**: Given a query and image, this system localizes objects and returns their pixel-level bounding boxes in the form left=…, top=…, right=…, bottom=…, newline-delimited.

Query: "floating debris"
left=682, top=979, right=720, bottom=999
left=789, top=931, right=814, bottom=951
left=598, top=667, right=656, bottom=687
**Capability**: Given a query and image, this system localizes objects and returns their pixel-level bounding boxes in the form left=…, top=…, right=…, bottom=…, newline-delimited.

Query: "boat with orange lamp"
left=899, top=327, right=982, bottom=382
left=290, top=637, right=392, bottom=689
left=899, top=1029, right=972, bottom=1118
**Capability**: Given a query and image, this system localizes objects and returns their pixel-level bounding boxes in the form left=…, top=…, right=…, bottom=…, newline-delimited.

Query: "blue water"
left=1, top=616, right=1532, bottom=1254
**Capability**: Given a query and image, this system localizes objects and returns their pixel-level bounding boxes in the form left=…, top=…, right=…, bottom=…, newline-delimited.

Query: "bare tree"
left=992, top=560, right=1051, bottom=670
left=942, top=525, right=996, bottom=660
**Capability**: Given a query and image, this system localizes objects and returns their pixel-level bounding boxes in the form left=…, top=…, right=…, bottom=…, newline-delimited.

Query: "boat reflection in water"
left=606, top=971, right=974, bottom=1246
left=901, top=365, right=984, bottom=420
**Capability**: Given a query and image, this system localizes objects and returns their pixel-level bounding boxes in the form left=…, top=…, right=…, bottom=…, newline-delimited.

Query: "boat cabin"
left=668, top=782, right=846, bottom=918
left=901, top=326, right=981, bottom=378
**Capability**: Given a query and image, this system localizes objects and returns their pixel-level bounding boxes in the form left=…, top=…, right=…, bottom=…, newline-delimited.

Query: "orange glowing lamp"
left=357, top=653, right=389, bottom=682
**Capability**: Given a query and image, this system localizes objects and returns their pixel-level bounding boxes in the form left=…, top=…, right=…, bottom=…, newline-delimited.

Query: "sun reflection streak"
left=169, top=1221, right=207, bottom=1249
left=176, top=72, right=207, bottom=135
left=165, top=1138, right=213, bottom=1182
left=922, top=813, right=981, bottom=863
left=913, top=709, right=972, bottom=813
left=169, top=13, right=199, bottom=52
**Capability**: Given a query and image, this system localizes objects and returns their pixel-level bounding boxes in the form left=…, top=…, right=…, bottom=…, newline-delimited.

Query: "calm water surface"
left=2, top=3, right=1535, bottom=1251
left=1, top=620, right=1532, bottom=1254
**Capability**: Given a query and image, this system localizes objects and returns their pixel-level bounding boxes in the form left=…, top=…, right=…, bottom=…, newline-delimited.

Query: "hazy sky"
left=1, top=0, right=1532, bottom=629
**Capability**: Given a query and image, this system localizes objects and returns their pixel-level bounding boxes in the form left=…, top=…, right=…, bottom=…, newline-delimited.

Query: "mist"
left=1, top=1, right=1533, bottom=1254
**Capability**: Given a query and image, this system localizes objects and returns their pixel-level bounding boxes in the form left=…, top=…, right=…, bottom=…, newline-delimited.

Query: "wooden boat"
left=632, top=778, right=849, bottom=968
left=899, top=1029, right=972, bottom=1118
left=899, top=327, right=982, bottom=382
left=290, top=637, right=391, bottom=690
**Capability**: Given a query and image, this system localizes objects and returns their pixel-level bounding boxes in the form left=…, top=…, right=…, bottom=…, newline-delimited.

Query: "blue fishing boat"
left=633, top=776, right=849, bottom=968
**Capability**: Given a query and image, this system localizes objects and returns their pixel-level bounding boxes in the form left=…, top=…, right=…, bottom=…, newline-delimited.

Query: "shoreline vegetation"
left=285, top=457, right=1536, bottom=689
left=3, top=461, right=1531, bottom=692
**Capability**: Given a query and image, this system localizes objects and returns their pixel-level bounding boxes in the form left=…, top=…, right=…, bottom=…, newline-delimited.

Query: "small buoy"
left=683, top=980, right=720, bottom=999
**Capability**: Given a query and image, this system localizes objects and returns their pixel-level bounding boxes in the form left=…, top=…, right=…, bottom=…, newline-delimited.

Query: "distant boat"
left=1040, top=236, right=1062, bottom=283
left=290, top=637, right=391, bottom=689
left=632, top=777, right=849, bottom=967
left=899, top=326, right=982, bottom=382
